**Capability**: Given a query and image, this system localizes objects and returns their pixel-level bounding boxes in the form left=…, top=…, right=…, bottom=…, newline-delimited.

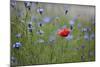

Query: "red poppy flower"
left=57, top=28, right=70, bottom=37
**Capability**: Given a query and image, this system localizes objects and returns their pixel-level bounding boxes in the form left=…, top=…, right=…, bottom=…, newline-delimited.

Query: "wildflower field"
left=10, top=1, right=95, bottom=66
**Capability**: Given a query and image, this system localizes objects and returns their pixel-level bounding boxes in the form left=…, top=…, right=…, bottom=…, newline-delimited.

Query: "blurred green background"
left=10, top=1, right=95, bottom=66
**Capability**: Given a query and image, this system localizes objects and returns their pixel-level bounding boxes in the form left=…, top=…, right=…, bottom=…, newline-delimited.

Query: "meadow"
left=10, top=1, right=95, bottom=66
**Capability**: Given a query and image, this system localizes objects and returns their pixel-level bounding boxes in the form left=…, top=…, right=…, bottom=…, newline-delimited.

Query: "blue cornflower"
left=69, top=20, right=75, bottom=26
left=28, top=22, right=34, bottom=32
left=81, top=55, right=85, bottom=61
left=24, top=1, right=32, bottom=10
left=28, top=27, right=33, bottom=32
left=69, top=16, right=78, bottom=28
left=11, top=56, right=16, bottom=64
left=31, top=15, right=36, bottom=22
left=77, top=23, right=82, bottom=29
left=10, top=0, right=16, bottom=8
left=31, top=2, right=35, bottom=8
left=16, top=33, right=22, bottom=38
left=17, top=10, right=24, bottom=18
left=87, top=27, right=91, bottom=32
left=65, top=10, right=68, bottom=15
left=63, top=5, right=69, bottom=15
left=36, top=30, right=44, bottom=35
left=84, top=33, right=89, bottom=40
left=37, top=22, right=44, bottom=27
left=81, top=27, right=88, bottom=32
left=69, top=18, right=76, bottom=30
left=82, top=27, right=91, bottom=32
left=28, top=22, right=32, bottom=28
left=13, top=42, right=22, bottom=49
left=37, top=7, right=44, bottom=15
left=90, top=33, right=95, bottom=40
left=81, top=44, right=85, bottom=49
left=43, top=17, right=51, bottom=23
left=92, top=22, right=95, bottom=26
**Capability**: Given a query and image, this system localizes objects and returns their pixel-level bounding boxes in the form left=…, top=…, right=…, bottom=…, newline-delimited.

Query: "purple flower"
left=31, top=2, right=35, bottom=8
left=69, top=16, right=78, bottom=30
left=28, top=23, right=32, bottom=28
left=31, top=15, right=36, bottom=22
left=84, top=33, right=89, bottom=40
left=69, top=16, right=78, bottom=25
left=11, top=56, right=16, bottom=64
left=16, top=33, right=22, bottom=38
left=13, top=42, right=22, bottom=49
left=24, top=1, right=32, bottom=10
left=65, top=10, right=68, bottom=15
left=81, top=27, right=88, bottom=32
left=87, top=27, right=91, bottom=32
left=28, top=22, right=35, bottom=32
left=69, top=20, right=75, bottom=26
left=63, top=5, right=69, bottom=15
left=73, top=16, right=78, bottom=21
left=90, top=33, right=95, bottom=40
left=92, top=22, right=95, bottom=26
left=81, top=45, right=85, bottom=49
left=77, top=23, right=82, bottom=29
left=36, top=30, right=44, bottom=35
left=10, top=0, right=16, bottom=8
left=37, top=22, right=44, bottom=27
left=81, top=55, right=85, bottom=61
left=28, top=27, right=33, bottom=32
left=37, top=8, right=44, bottom=15
left=43, top=17, right=51, bottom=23
left=81, top=27, right=91, bottom=32
left=17, top=10, right=24, bottom=18
left=27, top=22, right=35, bottom=32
